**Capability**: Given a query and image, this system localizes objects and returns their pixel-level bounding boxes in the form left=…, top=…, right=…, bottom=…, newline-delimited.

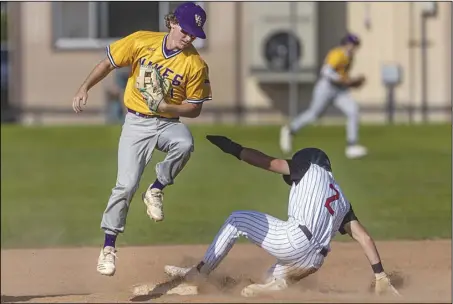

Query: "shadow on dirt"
left=129, top=277, right=186, bottom=302
left=1, top=293, right=89, bottom=303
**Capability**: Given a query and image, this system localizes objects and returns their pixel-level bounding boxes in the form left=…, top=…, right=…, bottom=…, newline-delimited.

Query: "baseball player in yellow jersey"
left=71, top=2, right=211, bottom=276
left=280, top=34, right=368, bottom=159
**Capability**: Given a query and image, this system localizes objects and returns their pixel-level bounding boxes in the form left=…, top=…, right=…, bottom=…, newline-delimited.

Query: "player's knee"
left=229, top=211, right=245, bottom=218
left=173, top=137, right=194, bottom=155
left=227, top=211, right=247, bottom=223
left=225, top=211, right=238, bottom=223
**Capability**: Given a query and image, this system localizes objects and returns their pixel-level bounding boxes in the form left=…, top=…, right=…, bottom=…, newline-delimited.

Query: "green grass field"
left=1, top=123, right=451, bottom=249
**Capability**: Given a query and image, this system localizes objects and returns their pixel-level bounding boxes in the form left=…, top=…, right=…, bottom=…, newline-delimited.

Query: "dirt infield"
left=1, top=240, right=451, bottom=303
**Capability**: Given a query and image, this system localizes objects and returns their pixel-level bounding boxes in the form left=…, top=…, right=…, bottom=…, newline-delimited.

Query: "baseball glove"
left=348, top=75, right=366, bottom=88
left=136, top=66, right=172, bottom=112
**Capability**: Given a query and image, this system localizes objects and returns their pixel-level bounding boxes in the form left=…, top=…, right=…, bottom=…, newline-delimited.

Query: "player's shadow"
left=129, top=277, right=185, bottom=302
left=1, top=293, right=89, bottom=303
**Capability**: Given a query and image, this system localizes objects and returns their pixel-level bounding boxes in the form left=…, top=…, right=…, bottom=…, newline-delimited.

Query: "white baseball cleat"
left=279, top=125, right=293, bottom=154
left=97, top=246, right=117, bottom=276
left=241, top=277, right=288, bottom=297
left=345, top=144, right=368, bottom=159
left=143, top=188, right=164, bottom=221
left=164, top=265, right=193, bottom=278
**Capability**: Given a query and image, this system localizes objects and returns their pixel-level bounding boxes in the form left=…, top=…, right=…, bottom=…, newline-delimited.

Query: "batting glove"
left=373, top=272, right=400, bottom=296
left=206, top=135, right=243, bottom=160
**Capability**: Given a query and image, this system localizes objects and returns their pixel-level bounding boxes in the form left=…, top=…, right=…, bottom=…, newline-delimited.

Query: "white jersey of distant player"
left=288, top=164, right=350, bottom=249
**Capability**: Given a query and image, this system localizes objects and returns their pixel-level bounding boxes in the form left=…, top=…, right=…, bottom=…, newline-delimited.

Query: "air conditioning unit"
left=248, top=2, right=319, bottom=83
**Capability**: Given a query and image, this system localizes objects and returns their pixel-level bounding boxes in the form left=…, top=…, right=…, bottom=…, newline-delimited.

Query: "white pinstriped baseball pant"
left=201, top=210, right=326, bottom=283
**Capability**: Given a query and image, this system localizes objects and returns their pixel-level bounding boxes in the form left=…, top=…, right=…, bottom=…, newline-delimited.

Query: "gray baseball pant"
left=101, top=112, right=194, bottom=235
left=289, top=78, right=359, bottom=145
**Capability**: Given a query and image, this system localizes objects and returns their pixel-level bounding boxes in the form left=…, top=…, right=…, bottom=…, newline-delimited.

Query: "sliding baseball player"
left=158, top=135, right=399, bottom=297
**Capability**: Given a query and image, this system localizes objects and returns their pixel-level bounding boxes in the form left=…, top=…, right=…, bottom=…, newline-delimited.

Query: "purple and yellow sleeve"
left=106, top=31, right=142, bottom=68
left=185, top=65, right=212, bottom=103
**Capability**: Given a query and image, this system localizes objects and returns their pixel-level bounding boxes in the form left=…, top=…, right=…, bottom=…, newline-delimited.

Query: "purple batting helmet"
left=341, top=33, right=361, bottom=46
left=174, top=2, right=207, bottom=39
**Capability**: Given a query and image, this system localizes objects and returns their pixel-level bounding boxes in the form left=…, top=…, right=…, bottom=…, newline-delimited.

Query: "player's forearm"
left=353, top=227, right=386, bottom=276
left=239, top=148, right=291, bottom=175
left=361, top=237, right=389, bottom=279
left=163, top=103, right=202, bottom=118
left=346, top=221, right=384, bottom=276
left=80, top=58, right=115, bottom=92
left=357, top=234, right=382, bottom=266
left=239, top=148, right=274, bottom=171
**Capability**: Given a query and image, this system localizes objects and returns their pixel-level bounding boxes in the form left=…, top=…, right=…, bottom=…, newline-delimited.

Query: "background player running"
left=280, top=33, right=368, bottom=159
left=162, top=135, right=399, bottom=297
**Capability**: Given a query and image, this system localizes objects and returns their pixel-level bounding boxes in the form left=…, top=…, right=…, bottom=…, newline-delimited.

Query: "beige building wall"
left=10, top=2, right=451, bottom=125
left=347, top=2, right=451, bottom=123
left=192, top=2, right=238, bottom=123
left=17, top=2, right=107, bottom=124
left=240, top=2, right=451, bottom=124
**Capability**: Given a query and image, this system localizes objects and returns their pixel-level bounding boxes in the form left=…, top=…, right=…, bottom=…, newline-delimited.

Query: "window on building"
left=52, top=2, right=206, bottom=50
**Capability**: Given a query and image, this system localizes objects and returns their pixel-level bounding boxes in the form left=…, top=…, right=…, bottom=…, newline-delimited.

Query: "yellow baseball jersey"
left=324, top=47, right=353, bottom=80
left=106, top=31, right=212, bottom=118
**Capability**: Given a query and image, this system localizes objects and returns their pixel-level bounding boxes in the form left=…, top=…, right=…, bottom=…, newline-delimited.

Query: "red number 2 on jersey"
left=324, top=184, right=340, bottom=215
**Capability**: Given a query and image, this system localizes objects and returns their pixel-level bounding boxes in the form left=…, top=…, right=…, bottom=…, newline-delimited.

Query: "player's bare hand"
left=73, top=89, right=88, bottom=113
